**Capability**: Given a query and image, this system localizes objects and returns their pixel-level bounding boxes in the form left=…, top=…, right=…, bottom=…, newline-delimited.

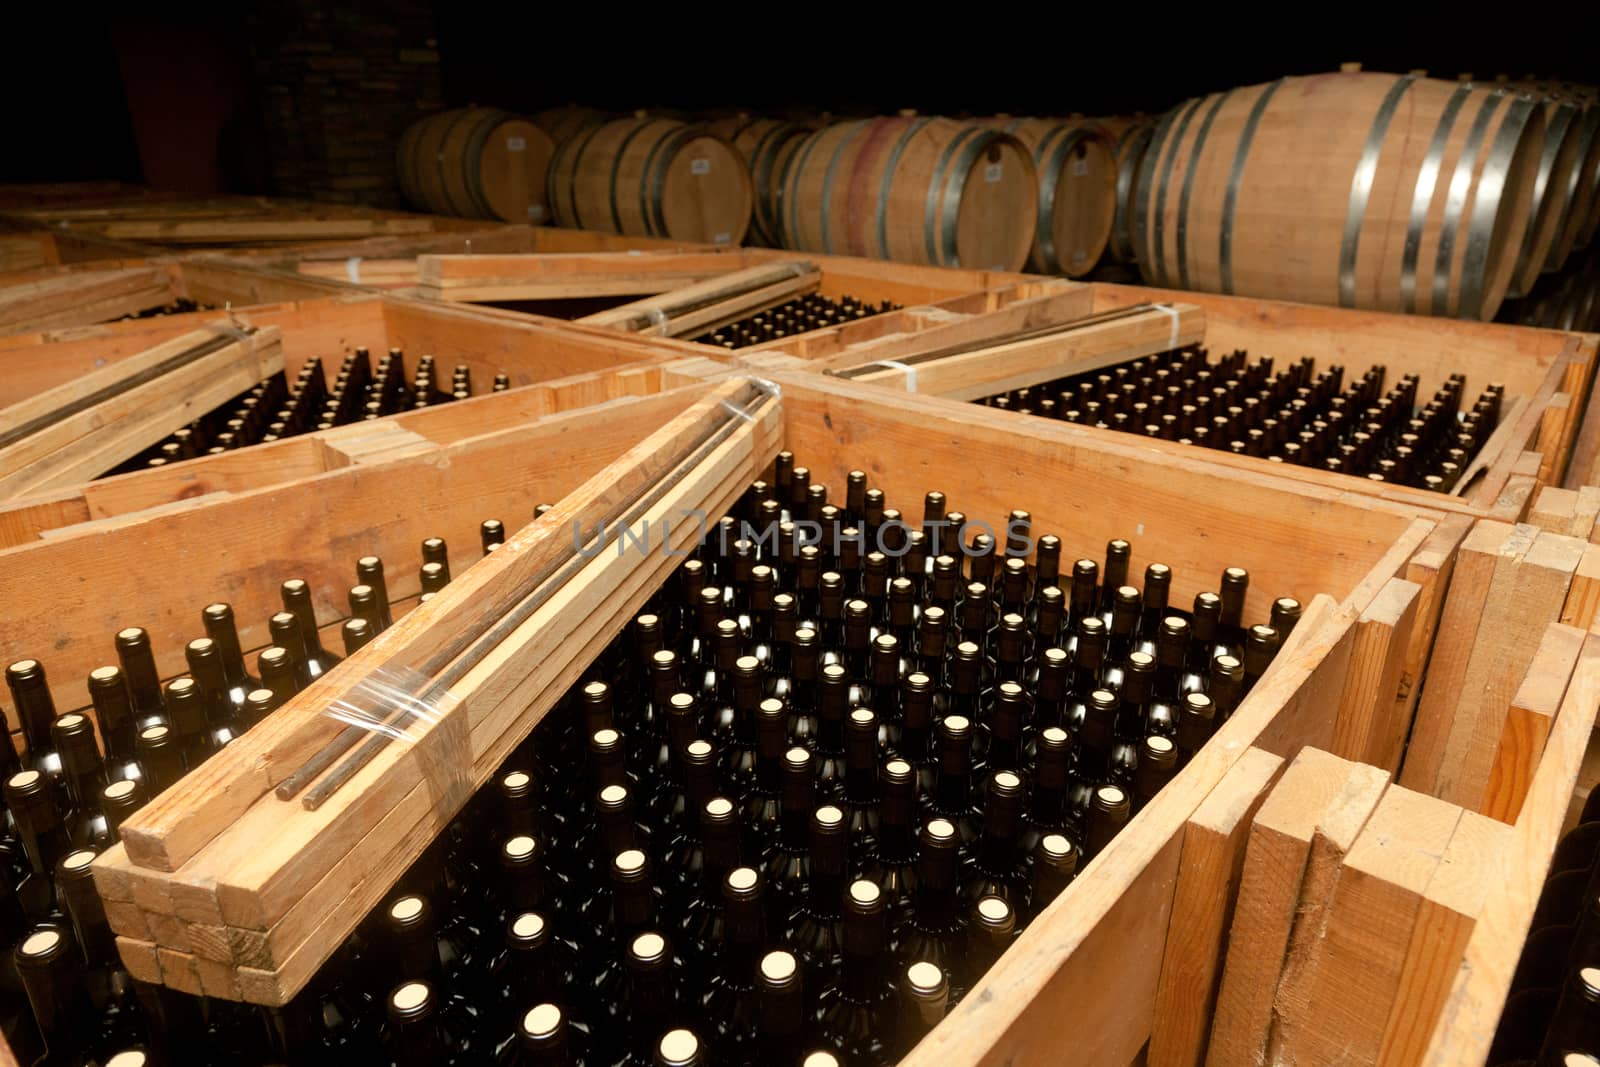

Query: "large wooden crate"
left=801, top=281, right=1599, bottom=522
left=0, top=379, right=718, bottom=734
left=63, top=373, right=1458, bottom=1066
left=0, top=290, right=683, bottom=411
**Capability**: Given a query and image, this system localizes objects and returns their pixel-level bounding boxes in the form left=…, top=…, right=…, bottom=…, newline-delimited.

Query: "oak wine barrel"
left=704, top=114, right=815, bottom=247
left=1101, top=118, right=1156, bottom=264
left=1507, top=98, right=1585, bottom=296
left=546, top=116, right=752, bottom=244
left=1135, top=71, right=1547, bottom=320
left=397, top=108, right=556, bottom=223
left=992, top=116, right=1117, bottom=276
left=780, top=115, right=1036, bottom=271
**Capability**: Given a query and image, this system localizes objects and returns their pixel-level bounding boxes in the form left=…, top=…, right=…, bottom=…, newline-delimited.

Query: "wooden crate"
left=0, top=378, right=718, bottom=737
left=73, top=372, right=1458, bottom=1060
left=0, top=290, right=684, bottom=411
left=0, top=223, right=153, bottom=273
left=801, top=281, right=1599, bottom=522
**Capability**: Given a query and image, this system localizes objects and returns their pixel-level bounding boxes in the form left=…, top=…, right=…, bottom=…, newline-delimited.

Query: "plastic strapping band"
left=646, top=307, right=670, bottom=330
left=1153, top=304, right=1181, bottom=351
left=346, top=257, right=362, bottom=284
left=861, top=359, right=918, bottom=392
left=320, top=667, right=471, bottom=813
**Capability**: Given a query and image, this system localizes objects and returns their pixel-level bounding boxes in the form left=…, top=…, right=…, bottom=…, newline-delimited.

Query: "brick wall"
left=246, top=0, right=442, bottom=208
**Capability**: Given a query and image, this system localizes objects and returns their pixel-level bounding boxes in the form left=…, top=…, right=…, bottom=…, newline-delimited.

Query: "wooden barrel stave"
left=1106, top=120, right=1155, bottom=264
left=704, top=115, right=814, bottom=247
left=1135, top=72, right=1546, bottom=321
left=1507, top=99, right=1583, bottom=296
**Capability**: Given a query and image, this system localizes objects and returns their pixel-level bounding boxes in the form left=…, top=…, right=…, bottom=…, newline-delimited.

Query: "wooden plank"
left=1528, top=485, right=1581, bottom=533
left=1204, top=748, right=1369, bottom=1067
left=807, top=286, right=1096, bottom=368
left=575, top=261, right=821, bottom=336
left=115, top=935, right=164, bottom=984
left=1269, top=785, right=1463, bottom=1065
left=1422, top=638, right=1600, bottom=1065
left=1400, top=520, right=1527, bottom=796
left=1330, top=577, right=1421, bottom=770
left=415, top=250, right=753, bottom=301
left=838, top=303, right=1206, bottom=402
left=0, top=327, right=285, bottom=498
left=1559, top=541, right=1600, bottom=629
left=1375, top=811, right=1514, bottom=1065
left=1264, top=762, right=1394, bottom=1062
left=0, top=266, right=175, bottom=335
left=1434, top=529, right=1583, bottom=812
left=1148, top=747, right=1287, bottom=1067
left=1483, top=622, right=1585, bottom=824
left=1535, top=391, right=1574, bottom=488
left=93, top=217, right=438, bottom=244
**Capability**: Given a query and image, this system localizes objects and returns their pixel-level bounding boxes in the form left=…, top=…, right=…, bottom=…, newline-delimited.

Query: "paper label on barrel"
left=985, top=163, right=1003, bottom=183
left=527, top=204, right=545, bottom=221
left=1073, top=249, right=1087, bottom=265
left=713, top=232, right=732, bottom=245
left=1072, top=157, right=1089, bottom=176
left=506, top=137, right=526, bottom=152
left=691, top=158, right=711, bottom=176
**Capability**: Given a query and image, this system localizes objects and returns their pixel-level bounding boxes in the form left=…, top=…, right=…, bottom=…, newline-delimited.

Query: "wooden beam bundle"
left=93, top=379, right=782, bottom=1004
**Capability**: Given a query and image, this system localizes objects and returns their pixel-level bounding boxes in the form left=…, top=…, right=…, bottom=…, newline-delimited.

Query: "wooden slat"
left=1422, top=637, right=1600, bottom=1065
left=1331, top=576, right=1421, bottom=771
left=1433, top=529, right=1583, bottom=812
left=575, top=261, right=820, bottom=336
left=1268, top=785, right=1463, bottom=1064
left=1374, top=811, right=1513, bottom=1065
left=0, top=327, right=284, bottom=499
left=1149, top=747, right=1287, bottom=1067
left=1400, top=520, right=1527, bottom=796
left=1483, top=622, right=1585, bottom=824
left=1559, top=541, right=1600, bottom=629
left=0, top=266, right=176, bottom=335
left=836, top=303, right=1206, bottom=402
left=1204, top=748, right=1371, bottom=1066
left=415, top=251, right=750, bottom=301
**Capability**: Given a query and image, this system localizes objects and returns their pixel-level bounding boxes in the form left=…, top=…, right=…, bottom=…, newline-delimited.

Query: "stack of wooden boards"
left=1150, top=630, right=1600, bottom=1067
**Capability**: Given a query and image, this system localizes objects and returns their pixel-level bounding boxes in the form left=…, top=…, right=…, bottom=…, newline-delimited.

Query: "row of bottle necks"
left=978, top=343, right=1501, bottom=490
left=109, top=347, right=514, bottom=477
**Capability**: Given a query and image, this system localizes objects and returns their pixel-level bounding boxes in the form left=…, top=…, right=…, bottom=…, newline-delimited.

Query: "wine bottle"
left=896, top=960, right=949, bottom=1055
left=6, top=659, right=63, bottom=779
left=114, top=629, right=167, bottom=731
left=815, top=879, right=897, bottom=1065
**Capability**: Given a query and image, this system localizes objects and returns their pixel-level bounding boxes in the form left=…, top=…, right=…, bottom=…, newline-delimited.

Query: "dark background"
left=6, top=2, right=1597, bottom=199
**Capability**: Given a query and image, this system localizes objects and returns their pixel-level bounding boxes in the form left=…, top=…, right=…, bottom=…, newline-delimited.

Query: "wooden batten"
left=0, top=326, right=285, bottom=499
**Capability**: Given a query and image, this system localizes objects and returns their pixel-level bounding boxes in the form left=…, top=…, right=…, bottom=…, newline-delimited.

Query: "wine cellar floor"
left=1, top=191, right=1600, bottom=1067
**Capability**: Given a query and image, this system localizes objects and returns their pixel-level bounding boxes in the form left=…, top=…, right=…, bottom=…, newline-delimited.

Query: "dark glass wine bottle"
left=6, top=659, right=63, bottom=780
